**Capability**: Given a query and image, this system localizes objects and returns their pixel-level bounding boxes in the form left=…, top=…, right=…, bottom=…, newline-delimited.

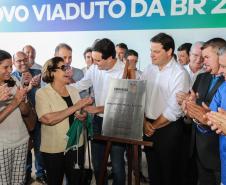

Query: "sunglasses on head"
left=55, top=65, right=71, bottom=72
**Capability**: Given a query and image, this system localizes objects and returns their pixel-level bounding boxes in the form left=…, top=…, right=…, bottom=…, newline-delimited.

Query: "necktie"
left=208, top=76, right=219, bottom=93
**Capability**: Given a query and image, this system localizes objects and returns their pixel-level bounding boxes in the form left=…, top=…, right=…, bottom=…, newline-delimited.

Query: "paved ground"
left=30, top=149, right=149, bottom=185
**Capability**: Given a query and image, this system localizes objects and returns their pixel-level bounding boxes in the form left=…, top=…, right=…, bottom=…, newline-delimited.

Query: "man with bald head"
left=12, top=51, right=46, bottom=184
left=23, top=45, right=42, bottom=70
left=13, top=51, right=30, bottom=73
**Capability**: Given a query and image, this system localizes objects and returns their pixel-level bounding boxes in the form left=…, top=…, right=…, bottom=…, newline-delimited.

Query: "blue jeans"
left=26, top=121, right=45, bottom=177
left=91, top=115, right=126, bottom=185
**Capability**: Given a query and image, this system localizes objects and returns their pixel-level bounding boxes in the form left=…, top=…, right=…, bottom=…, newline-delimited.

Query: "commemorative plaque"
left=102, top=78, right=146, bottom=140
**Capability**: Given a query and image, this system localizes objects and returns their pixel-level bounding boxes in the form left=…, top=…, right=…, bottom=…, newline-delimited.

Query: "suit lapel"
left=205, top=75, right=224, bottom=105
left=202, top=73, right=212, bottom=99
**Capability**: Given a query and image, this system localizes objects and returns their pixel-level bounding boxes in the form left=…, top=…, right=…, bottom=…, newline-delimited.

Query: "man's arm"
left=84, top=105, right=104, bottom=114
left=144, top=115, right=170, bottom=137
left=144, top=69, right=190, bottom=136
left=163, top=70, right=190, bottom=121
left=152, top=114, right=170, bottom=129
left=71, top=66, right=93, bottom=92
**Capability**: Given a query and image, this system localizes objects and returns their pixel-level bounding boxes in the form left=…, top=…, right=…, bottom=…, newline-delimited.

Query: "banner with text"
left=0, top=0, right=226, bottom=32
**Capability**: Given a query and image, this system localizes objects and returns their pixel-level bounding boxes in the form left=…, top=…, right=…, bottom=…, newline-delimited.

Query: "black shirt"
left=62, top=96, right=74, bottom=126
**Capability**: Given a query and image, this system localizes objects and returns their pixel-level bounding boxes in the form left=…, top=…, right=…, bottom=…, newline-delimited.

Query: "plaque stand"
left=93, top=135, right=153, bottom=185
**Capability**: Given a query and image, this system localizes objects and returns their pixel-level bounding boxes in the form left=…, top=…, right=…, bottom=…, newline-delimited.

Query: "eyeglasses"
left=15, top=58, right=27, bottom=63
left=55, top=65, right=71, bottom=72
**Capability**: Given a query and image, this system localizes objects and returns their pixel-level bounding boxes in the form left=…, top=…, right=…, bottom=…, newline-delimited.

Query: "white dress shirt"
left=184, top=64, right=204, bottom=88
left=141, top=58, right=190, bottom=122
left=73, top=60, right=125, bottom=117
left=135, top=70, right=142, bottom=80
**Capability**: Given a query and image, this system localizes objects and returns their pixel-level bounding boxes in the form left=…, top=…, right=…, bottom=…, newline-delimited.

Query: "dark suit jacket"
left=190, top=72, right=224, bottom=170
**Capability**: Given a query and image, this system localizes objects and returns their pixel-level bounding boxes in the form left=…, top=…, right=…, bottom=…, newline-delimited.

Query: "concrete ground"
left=31, top=149, right=149, bottom=185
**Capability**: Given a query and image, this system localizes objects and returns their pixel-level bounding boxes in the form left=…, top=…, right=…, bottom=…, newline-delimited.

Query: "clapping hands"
left=12, top=86, right=27, bottom=106
left=206, top=108, right=226, bottom=135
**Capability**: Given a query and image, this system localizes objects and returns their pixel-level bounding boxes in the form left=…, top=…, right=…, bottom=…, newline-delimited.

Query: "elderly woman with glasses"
left=35, top=57, right=92, bottom=185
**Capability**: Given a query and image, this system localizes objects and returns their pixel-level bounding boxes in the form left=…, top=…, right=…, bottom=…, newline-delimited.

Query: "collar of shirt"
left=185, top=65, right=205, bottom=77
left=153, top=58, right=175, bottom=72
left=213, top=74, right=221, bottom=79
left=12, top=70, right=22, bottom=81
left=105, top=59, right=125, bottom=73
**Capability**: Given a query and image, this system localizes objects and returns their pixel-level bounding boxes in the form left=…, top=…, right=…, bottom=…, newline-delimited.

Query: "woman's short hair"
left=0, top=50, right=12, bottom=64
left=42, top=57, right=64, bottom=83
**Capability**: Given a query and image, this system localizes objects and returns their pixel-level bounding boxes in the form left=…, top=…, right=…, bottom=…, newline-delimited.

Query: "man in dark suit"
left=177, top=41, right=204, bottom=185
left=183, top=38, right=226, bottom=185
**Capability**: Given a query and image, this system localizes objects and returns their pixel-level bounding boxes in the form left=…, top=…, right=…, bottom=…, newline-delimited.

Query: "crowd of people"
left=0, top=33, right=226, bottom=185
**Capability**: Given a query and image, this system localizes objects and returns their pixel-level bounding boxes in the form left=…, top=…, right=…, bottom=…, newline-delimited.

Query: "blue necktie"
left=196, top=76, right=219, bottom=133
left=208, top=76, right=219, bottom=93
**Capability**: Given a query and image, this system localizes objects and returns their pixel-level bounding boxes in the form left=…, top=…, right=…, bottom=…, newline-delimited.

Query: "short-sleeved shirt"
left=0, top=78, right=29, bottom=149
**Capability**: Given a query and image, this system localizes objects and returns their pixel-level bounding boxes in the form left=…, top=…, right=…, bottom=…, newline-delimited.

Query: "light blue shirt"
left=209, top=81, right=226, bottom=185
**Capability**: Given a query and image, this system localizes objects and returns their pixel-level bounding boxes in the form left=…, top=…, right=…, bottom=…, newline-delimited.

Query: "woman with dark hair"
left=35, top=56, right=92, bottom=185
left=0, top=50, right=30, bottom=184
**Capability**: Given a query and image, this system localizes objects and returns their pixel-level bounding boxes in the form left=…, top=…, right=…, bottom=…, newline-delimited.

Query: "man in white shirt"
left=124, top=49, right=142, bottom=80
left=177, top=43, right=192, bottom=65
left=176, top=41, right=204, bottom=185
left=116, top=43, right=128, bottom=64
left=184, top=41, right=205, bottom=88
left=81, top=47, right=94, bottom=98
left=73, top=38, right=126, bottom=185
left=82, top=47, right=93, bottom=74
left=142, top=33, right=190, bottom=185
left=22, top=45, right=42, bottom=70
